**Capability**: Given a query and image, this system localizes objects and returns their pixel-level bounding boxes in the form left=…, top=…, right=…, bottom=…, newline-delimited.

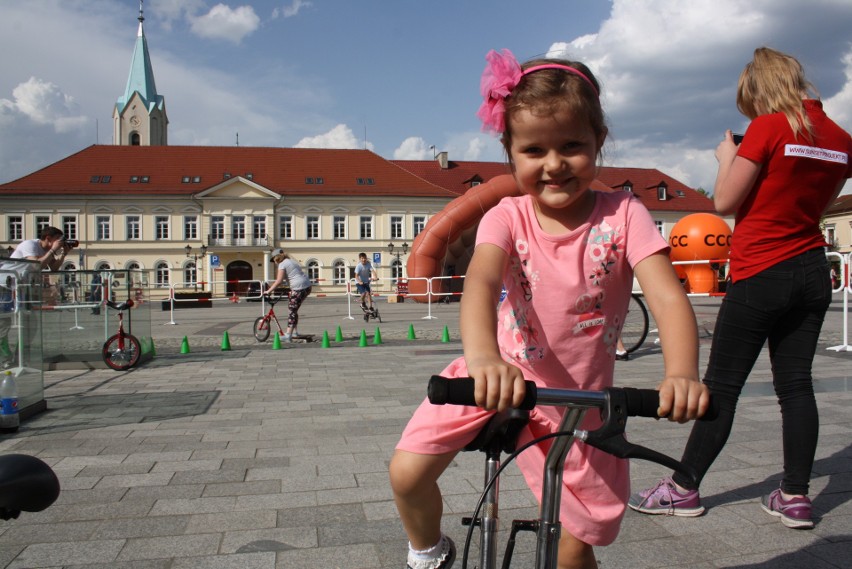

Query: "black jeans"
left=673, top=248, right=831, bottom=495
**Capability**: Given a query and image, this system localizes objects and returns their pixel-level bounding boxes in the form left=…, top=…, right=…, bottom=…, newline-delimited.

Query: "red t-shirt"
left=731, top=100, right=852, bottom=281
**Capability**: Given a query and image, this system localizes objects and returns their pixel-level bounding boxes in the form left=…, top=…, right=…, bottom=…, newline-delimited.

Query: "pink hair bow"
left=476, top=49, right=522, bottom=134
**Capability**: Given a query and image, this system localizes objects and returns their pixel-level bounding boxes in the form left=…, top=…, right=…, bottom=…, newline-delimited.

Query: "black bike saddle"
left=0, top=454, right=61, bottom=520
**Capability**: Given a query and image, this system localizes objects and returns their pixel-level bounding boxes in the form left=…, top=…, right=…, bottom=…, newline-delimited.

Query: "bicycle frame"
left=428, top=376, right=702, bottom=569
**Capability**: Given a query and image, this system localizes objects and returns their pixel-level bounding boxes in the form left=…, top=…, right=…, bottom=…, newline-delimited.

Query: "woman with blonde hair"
left=630, top=47, right=852, bottom=529
left=266, top=249, right=312, bottom=342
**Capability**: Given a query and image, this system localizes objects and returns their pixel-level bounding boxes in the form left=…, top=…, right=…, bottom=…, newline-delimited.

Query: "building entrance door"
left=226, top=260, right=253, bottom=295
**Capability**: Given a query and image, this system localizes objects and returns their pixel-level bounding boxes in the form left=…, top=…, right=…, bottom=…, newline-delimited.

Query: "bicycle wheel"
left=621, top=294, right=649, bottom=353
left=253, top=316, right=271, bottom=342
left=102, top=333, right=141, bottom=371
left=374, top=308, right=382, bottom=323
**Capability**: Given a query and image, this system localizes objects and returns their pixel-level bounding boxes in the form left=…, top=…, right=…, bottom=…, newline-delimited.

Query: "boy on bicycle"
left=354, top=252, right=378, bottom=311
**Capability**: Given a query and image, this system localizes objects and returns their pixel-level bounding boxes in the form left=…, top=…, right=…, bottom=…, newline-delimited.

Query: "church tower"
left=113, top=0, right=168, bottom=146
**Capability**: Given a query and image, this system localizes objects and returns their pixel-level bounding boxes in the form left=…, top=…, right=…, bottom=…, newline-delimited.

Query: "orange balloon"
left=683, top=264, right=717, bottom=293
left=669, top=213, right=732, bottom=261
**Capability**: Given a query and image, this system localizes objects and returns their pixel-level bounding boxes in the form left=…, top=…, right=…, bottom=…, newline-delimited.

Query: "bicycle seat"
left=0, top=454, right=61, bottom=520
left=463, top=408, right=530, bottom=455
left=105, top=299, right=134, bottom=311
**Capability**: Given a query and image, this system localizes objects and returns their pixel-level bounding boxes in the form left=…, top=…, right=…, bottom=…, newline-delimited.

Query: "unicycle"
left=102, top=299, right=141, bottom=371
left=360, top=302, right=381, bottom=323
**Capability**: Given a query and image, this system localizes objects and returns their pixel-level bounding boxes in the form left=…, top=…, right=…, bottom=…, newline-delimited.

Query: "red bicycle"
left=253, top=295, right=286, bottom=342
left=102, top=299, right=141, bottom=371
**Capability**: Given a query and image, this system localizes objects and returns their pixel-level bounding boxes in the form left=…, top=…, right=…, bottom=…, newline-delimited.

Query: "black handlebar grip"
left=621, top=387, right=661, bottom=418
left=427, top=376, right=538, bottom=410
left=621, top=387, right=719, bottom=421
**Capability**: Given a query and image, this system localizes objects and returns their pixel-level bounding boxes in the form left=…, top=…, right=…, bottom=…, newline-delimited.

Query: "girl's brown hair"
left=737, top=47, right=818, bottom=141
left=500, top=58, right=607, bottom=159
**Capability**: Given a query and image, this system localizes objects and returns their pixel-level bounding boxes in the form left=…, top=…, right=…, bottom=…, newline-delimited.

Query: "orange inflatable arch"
left=405, top=174, right=520, bottom=302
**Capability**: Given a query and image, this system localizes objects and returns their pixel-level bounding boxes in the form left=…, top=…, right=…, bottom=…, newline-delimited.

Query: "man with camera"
left=8, top=226, right=75, bottom=274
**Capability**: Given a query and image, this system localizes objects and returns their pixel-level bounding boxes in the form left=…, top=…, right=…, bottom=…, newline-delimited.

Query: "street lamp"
left=185, top=244, right=207, bottom=291
left=387, top=241, right=408, bottom=284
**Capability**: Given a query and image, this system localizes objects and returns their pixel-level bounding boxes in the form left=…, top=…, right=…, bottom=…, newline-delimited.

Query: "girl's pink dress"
left=397, top=191, right=668, bottom=545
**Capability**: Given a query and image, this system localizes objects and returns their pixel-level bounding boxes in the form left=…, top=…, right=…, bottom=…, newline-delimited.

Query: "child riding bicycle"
left=354, top=252, right=378, bottom=311
left=388, top=49, right=709, bottom=569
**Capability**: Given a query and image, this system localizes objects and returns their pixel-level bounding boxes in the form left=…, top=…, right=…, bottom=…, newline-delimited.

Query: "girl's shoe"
left=760, top=489, right=814, bottom=529
left=628, top=477, right=705, bottom=516
left=280, top=334, right=292, bottom=343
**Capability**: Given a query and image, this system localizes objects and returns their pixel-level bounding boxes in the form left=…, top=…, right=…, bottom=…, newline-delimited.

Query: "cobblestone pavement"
left=0, top=295, right=850, bottom=568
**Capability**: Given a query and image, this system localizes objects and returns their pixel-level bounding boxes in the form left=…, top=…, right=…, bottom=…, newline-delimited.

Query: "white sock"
left=409, top=536, right=444, bottom=561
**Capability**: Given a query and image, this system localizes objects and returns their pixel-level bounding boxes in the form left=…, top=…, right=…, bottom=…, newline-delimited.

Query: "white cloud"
left=393, top=137, right=432, bottom=160
left=295, top=124, right=371, bottom=150
left=190, top=4, right=260, bottom=44
left=272, top=0, right=313, bottom=19
left=0, top=77, right=91, bottom=183
left=546, top=0, right=852, bottom=190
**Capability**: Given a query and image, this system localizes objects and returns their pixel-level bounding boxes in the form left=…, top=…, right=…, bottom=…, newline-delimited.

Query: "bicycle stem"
left=536, top=407, right=587, bottom=569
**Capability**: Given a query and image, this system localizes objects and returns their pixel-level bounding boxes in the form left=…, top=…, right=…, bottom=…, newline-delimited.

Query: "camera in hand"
left=62, top=239, right=79, bottom=248
left=732, top=133, right=744, bottom=145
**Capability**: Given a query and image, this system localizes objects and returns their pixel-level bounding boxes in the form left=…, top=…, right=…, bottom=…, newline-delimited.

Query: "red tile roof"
left=827, top=193, right=852, bottom=215
left=392, top=159, right=715, bottom=213
left=0, top=145, right=457, bottom=198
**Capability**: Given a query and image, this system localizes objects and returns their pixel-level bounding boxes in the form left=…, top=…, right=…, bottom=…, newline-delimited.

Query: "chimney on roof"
left=436, top=151, right=449, bottom=169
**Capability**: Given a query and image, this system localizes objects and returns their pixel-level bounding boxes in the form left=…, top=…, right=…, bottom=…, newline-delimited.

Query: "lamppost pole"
left=185, top=244, right=208, bottom=292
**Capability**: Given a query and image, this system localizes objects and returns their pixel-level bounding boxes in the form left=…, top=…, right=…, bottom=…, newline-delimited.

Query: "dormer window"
left=246, top=173, right=253, bottom=180
left=623, top=181, right=633, bottom=193
left=182, top=176, right=190, bottom=183
left=657, top=181, right=668, bottom=201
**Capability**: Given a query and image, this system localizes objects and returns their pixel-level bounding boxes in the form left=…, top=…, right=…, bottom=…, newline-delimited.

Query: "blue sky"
left=1, top=0, right=851, bottom=193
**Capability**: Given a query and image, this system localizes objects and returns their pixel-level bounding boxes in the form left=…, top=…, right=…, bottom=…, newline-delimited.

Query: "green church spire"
left=116, top=0, right=164, bottom=114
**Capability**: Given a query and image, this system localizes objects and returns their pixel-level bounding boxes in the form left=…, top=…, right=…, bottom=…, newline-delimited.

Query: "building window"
left=657, top=182, right=668, bottom=201
left=655, top=220, right=664, bottom=236
left=96, top=216, right=111, bottom=241
left=155, top=216, right=169, bottom=240
left=333, top=215, right=346, bottom=240
left=8, top=216, right=22, bottom=242
left=825, top=225, right=837, bottom=249
left=155, top=261, right=170, bottom=288
left=392, top=258, right=404, bottom=285
left=413, top=215, right=426, bottom=237
left=279, top=215, right=293, bottom=240
left=62, top=216, right=78, bottom=240
left=126, top=215, right=141, bottom=240
left=253, top=216, right=266, bottom=245
left=35, top=216, right=50, bottom=236
left=390, top=215, right=404, bottom=240
left=306, top=260, right=320, bottom=283
left=332, top=260, right=346, bottom=284
left=232, top=216, right=247, bottom=245
left=184, top=216, right=198, bottom=240
left=306, top=215, right=320, bottom=240
left=211, top=216, right=225, bottom=244
left=360, top=215, right=373, bottom=240
left=184, top=261, right=197, bottom=288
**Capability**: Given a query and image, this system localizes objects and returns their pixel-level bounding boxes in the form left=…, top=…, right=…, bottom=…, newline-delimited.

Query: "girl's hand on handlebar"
left=656, top=376, right=710, bottom=423
left=466, top=356, right=526, bottom=412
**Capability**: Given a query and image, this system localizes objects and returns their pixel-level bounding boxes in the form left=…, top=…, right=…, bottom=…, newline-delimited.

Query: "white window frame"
left=184, top=215, right=199, bottom=240
left=8, top=216, right=23, bottom=242
left=306, top=215, right=320, bottom=240
left=333, top=215, right=346, bottom=240
left=390, top=215, right=404, bottom=240
left=155, top=216, right=170, bottom=240
left=359, top=215, right=374, bottom=240
left=126, top=215, right=141, bottom=240
left=413, top=215, right=427, bottom=237
left=96, top=215, right=111, bottom=241
left=279, top=215, right=293, bottom=240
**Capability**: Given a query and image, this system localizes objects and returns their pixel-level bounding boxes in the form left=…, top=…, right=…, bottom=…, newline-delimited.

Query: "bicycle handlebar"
left=427, top=376, right=707, bottom=486
left=0, top=454, right=61, bottom=520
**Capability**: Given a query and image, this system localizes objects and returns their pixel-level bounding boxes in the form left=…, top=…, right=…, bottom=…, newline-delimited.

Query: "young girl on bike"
left=265, top=249, right=312, bottom=342
left=630, top=47, right=852, bottom=529
left=389, top=49, right=709, bottom=569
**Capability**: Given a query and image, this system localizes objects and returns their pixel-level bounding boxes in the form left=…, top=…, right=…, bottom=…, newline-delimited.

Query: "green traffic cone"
left=321, top=330, right=330, bottom=348
left=335, top=325, right=344, bottom=342
left=180, top=336, right=191, bottom=354
left=272, top=332, right=282, bottom=350
left=221, top=330, right=231, bottom=351
left=373, top=327, right=383, bottom=345
left=149, top=337, right=156, bottom=357
left=407, top=323, right=416, bottom=340
left=359, top=329, right=368, bottom=347
left=441, top=325, right=451, bottom=343
left=0, top=337, right=12, bottom=358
